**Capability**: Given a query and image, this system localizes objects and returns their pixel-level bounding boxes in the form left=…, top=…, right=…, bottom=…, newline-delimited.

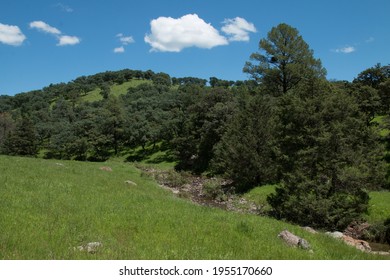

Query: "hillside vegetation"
left=0, top=155, right=389, bottom=260
left=80, top=79, right=152, bottom=103
left=1, top=23, right=390, bottom=249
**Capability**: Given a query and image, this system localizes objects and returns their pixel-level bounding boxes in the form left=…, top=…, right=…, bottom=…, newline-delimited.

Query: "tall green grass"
left=365, top=191, right=390, bottom=223
left=0, top=156, right=389, bottom=260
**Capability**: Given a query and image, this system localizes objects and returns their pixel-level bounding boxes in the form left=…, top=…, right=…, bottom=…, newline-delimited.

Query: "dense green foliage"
left=1, top=23, right=390, bottom=231
left=268, top=89, right=385, bottom=229
left=212, top=94, right=278, bottom=191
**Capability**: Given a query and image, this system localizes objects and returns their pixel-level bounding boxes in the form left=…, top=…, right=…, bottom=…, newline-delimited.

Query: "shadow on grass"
left=125, top=145, right=176, bottom=165
left=145, top=153, right=176, bottom=164
left=126, top=148, right=155, bottom=162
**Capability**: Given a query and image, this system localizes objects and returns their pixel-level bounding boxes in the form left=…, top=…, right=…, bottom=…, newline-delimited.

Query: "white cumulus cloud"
left=29, top=20, right=80, bottom=46
left=144, top=14, right=228, bottom=52
left=0, top=23, right=26, bottom=46
left=57, top=35, right=80, bottom=46
left=221, top=17, right=256, bottom=42
left=30, top=21, right=61, bottom=35
left=334, top=46, right=356, bottom=54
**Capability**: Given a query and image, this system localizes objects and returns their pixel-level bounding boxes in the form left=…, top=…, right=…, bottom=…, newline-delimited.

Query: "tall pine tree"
left=243, top=23, right=326, bottom=95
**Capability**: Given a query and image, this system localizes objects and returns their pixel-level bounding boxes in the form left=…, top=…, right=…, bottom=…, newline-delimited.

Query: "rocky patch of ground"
left=138, top=166, right=263, bottom=215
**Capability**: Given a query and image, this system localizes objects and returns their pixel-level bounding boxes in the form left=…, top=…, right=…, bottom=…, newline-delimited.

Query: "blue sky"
left=1, top=0, right=389, bottom=95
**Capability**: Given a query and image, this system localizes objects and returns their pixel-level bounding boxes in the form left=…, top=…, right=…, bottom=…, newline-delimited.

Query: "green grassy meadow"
left=0, top=155, right=389, bottom=260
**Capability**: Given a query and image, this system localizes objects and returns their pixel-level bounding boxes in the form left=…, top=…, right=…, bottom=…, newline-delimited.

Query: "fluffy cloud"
left=29, top=20, right=80, bottom=46
left=145, top=14, right=228, bottom=52
left=221, top=17, right=256, bottom=42
left=57, top=35, right=81, bottom=46
left=113, top=46, right=125, bottom=53
left=334, top=46, right=356, bottom=54
left=29, top=21, right=61, bottom=35
left=0, top=23, right=26, bottom=46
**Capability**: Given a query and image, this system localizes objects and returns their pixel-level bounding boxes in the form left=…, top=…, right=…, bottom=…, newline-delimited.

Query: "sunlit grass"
left=80, top=79, right=151, bottom=103
left=0, top=156, right=389, bottom=260
left=243, top=185, right=276, bottom=209
left=365, top=191, right=390, bottom=223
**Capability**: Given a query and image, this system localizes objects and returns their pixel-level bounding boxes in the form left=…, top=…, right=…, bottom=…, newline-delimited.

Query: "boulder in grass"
left=77, top=242, right=103, bottom=254
left=99, top=166, right=112, bottom=172
left=341, top=235, right=371, bottom=252
left=125, top=180, right=137, bottom=186
left=325, top=231, right=344, bottom=239
left=278, top=230, right=311, bottom=250
left=302, top=226, right=317, bottom=234
left=326, top=231, right=372, bottom=252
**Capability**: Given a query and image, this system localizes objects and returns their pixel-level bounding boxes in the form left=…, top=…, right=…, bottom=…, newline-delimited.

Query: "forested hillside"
left=1, top=23, right=390, bottom=233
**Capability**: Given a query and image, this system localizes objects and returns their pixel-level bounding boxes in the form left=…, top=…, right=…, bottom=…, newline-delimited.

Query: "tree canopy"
left=243, top=23, right=326, bottom=95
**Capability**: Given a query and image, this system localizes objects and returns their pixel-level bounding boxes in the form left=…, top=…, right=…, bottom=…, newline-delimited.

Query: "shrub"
left=268, top=179, right=370, bottom=230
left=363, top=218, right=390, bottom=244
left=203, top=178, right=226, bottom=201
left=165, top=170, right=191, bottom=188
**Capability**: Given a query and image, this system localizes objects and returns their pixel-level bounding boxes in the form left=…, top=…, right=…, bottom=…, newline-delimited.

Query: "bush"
left=203, top=178, right=226, bottom=201
left=165, top=170, right=191, bottom=188
left=267, top=179, right=370, bottom=230
left=363, top=218, right=390, bottom=244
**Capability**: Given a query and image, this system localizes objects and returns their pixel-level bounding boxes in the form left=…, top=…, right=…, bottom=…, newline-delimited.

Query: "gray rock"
left=302, top=226, right=317, bottom=234
left=325, top=231, right=344, bottom=239
left=125, top=180, right=137, bottom=186
left=86, top=242, right=102, bottom=253
left=76, top=242, right=103, bottom=253
left=99, top=166, right=112, bottom=172
left=278, top=230, right=311, bottom=250
left=298, top=238, right=311, bottom=250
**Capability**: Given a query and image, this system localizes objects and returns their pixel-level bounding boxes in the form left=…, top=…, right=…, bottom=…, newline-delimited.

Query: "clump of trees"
left=220, top=23, right=388, bottom=229
left=1, top=23, right=389, bottom=231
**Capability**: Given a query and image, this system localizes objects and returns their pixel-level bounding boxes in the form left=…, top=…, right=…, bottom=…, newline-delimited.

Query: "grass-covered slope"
left=0, top=155, right=389, bottom=260
left=80, top=79, right=151, bottom=103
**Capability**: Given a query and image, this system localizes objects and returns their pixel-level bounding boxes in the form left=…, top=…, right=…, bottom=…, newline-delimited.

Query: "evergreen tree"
left=0, top=112, right=14, bottom=149
left=268, top=89, right=387, bottom=230
left=243, top=23, right=326, bottom=95
left=2, top=116, right=38, bottom=156
left=172, top=88, right=234, bottom=173
left=212, top=94, right=278, bottom=192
